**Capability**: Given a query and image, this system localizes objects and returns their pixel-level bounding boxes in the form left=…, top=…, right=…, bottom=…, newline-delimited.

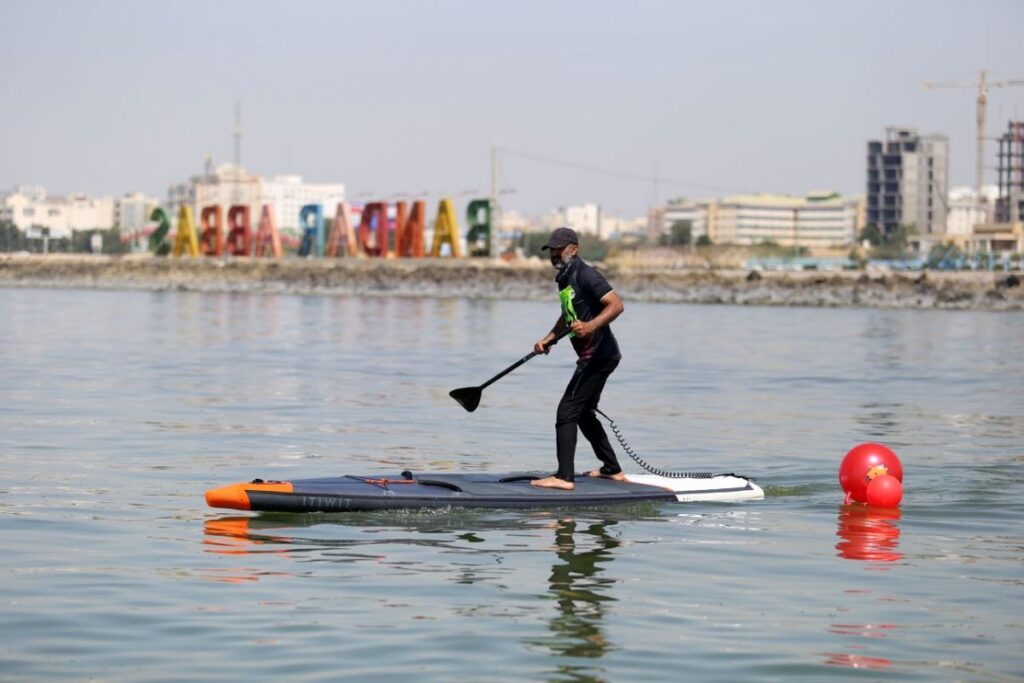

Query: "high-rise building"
left=994, top=120, right=1023, bottom=223
left=866, top=127, right=949, bottom=238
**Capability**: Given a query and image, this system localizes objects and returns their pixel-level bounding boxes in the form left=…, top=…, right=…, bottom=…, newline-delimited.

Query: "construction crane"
left=923, top=70, right=1024, bottom=214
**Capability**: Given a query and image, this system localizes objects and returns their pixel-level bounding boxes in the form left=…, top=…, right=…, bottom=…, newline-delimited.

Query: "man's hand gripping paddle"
left=449, top=331, right=569, bottom=412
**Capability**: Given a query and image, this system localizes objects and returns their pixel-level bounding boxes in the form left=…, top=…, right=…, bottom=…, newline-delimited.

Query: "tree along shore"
left=0, top=254, right=1021, bottom=310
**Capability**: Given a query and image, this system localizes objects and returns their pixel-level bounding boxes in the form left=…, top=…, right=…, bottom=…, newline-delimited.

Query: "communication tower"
left=232, top=100, right=242, bottom=203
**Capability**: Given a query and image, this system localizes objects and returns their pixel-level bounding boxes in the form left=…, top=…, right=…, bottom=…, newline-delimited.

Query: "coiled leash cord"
left=593, top=408, right=713, bottom=479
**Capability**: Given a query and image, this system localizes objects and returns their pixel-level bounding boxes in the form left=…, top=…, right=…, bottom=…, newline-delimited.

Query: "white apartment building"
left=167, top=162, right=345, bottom=233
left=261, top=175, right=346, bottom=232
left=66, top=194, right=115, bottom=233
left=541, top=202, right=602, bottom=237
left=599, top=214, right=647, bottom=239
left=1, top=188, right=114, bottom=238
left=565, top=203, right=600, bottom=237
left=167, top=160, right=262, bottom=229
left=663, top=202, right=713, bottom=241
left=663, top=192, right=863, bottom=248
left=499, top=209, right=532, bottom=233
left=946, top=185, right=999, bottom=236
left=2, top=192, right=58, bottom=234
left=114, top=192, right=161, bottom=232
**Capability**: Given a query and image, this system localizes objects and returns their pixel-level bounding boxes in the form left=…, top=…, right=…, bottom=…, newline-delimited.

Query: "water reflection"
left=201, top=517, right=295, bottom=583
left=203, top=512, right=627, bottom=680
left=826, top=506, right=904, bottom=670
left=821, top=652, right=892, bottom=670
left=528, top=519, right=620, bottom=682
left=835, top=505, right=903, bottom=564
left=204, top=516, right=272, bottom=555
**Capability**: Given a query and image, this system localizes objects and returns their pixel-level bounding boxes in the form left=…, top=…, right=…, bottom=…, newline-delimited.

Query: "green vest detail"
left=559, top=285, right=578, bottom=337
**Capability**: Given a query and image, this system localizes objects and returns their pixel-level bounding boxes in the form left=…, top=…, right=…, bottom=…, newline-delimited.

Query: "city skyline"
left=1, top=1, right=1022, bottom=217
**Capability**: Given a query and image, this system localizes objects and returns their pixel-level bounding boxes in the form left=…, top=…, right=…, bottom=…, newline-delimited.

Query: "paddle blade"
left=449, top=387, right=482, bottom=412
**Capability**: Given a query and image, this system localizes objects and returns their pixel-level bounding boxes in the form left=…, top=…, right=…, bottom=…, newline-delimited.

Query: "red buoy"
left=839, top=443, right=903, bottom=504
left=866, top=474, right=903, bottom=508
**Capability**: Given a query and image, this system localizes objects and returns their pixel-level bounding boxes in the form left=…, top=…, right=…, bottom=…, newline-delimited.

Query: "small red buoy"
left=866, top=474, right=903, bottom=508
left=839, top=443, right=903, bottom=503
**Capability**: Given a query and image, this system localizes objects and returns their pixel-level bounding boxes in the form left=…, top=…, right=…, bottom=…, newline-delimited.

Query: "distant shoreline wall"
left=1, top=255, right=1021, bottom=311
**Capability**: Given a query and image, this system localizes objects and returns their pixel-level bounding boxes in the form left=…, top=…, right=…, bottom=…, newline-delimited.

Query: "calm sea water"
left=0, top=287, right=1022, bottom=682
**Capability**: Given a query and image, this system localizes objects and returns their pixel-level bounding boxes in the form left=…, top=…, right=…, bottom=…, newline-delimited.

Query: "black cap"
left=540, top=226, right=579, bottom=251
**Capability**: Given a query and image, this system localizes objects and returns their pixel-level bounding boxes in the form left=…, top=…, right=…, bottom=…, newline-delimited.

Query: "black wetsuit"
left=553, top=256, right=623, bottom=482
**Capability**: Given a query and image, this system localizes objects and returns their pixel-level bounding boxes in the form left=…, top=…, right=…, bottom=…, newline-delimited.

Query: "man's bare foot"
left=587, top=470, right=626, bottom=481
left=530, top=476, right=575, bottom=490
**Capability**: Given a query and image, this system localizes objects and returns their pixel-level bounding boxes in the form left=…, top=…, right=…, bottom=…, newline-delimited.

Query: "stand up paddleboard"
left=206, top=470, right=763, bottom=513
left=208, top=351, right=765, bottom=514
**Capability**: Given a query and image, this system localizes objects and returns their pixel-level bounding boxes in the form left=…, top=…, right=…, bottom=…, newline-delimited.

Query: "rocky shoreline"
left=1, top=254, right=1021, bottom=310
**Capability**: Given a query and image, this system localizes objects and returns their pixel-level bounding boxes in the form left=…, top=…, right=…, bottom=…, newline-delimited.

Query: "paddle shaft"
left=478, top=330, right=571, bottom=390
left=478, top=351, right=537, bottom=390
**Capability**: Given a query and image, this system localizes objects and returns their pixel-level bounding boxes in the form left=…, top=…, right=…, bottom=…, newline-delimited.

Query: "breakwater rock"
left=1, top=254, right=1022, bottom=311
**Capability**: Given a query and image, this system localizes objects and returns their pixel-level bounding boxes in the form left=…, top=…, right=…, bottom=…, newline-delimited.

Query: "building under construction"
left=995, top=120, right=1023, bottom=223
left=866, top=127, right=949, bottom=240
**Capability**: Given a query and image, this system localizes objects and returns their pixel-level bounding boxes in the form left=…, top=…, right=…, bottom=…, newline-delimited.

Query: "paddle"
left=449, top=331, right=570, bottom=412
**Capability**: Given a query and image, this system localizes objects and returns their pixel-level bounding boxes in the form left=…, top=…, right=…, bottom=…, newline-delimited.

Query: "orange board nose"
left=205, top=482, right=293, bottom=510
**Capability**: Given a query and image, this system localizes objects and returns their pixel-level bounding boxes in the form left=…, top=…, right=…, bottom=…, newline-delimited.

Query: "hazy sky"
left=1, top=0, right=1022, bottom=217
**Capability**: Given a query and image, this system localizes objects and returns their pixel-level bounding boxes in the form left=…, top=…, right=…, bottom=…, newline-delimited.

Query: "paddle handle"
left=478, top=330, right=570, bottom=390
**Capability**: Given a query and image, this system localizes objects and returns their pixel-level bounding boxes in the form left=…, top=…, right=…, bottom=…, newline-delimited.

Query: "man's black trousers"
left=554, top=358, right=622, bottom=482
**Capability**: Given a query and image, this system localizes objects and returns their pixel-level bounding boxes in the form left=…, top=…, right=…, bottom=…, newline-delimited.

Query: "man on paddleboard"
left=531, top=227, right=625, bottom=491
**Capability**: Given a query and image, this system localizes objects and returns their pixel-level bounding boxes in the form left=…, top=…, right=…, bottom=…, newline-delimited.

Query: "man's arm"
left=534, top=315, right=569, bottom=354
left=570, top=291, right=623, bottom=339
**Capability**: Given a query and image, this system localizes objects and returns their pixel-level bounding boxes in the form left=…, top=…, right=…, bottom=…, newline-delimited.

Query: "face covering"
left=551, top=250, right=576, bottom=272
left=554, top=253, right=579, bottom=285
